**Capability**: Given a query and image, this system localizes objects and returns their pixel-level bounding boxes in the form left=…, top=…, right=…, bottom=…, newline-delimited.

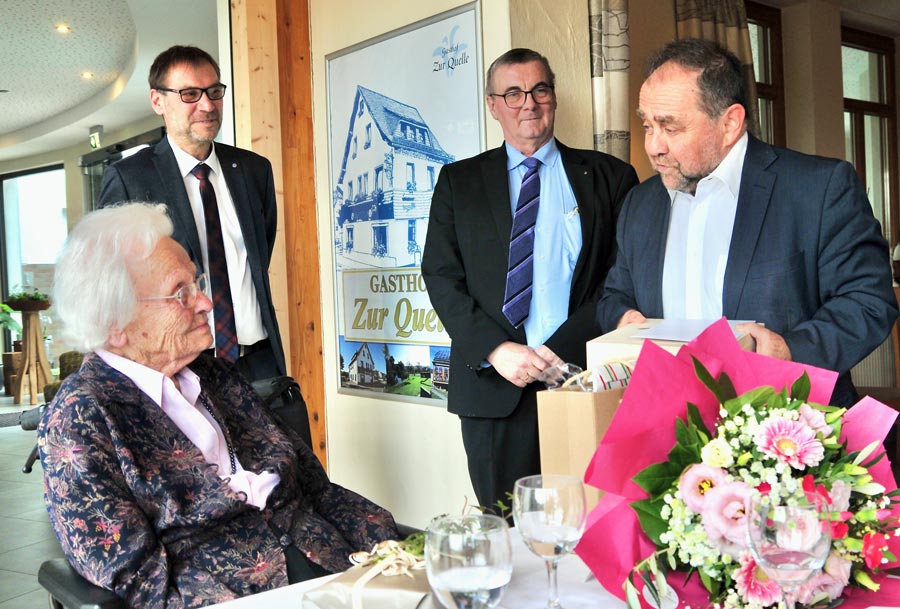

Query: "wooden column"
left=231, top=0, right=326, bottom=466
left=274, top=0, right=327, bottom=467
left=14, top=310, right=51, bottom=405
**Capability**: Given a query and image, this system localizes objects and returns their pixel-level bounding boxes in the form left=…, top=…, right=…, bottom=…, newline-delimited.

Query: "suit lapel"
left=154, top=139, right=204, bottom=264
left=481, top=145, right=514, bottom=246
left=217, top=144, right=265, bottom=274
left=723, top=136, right=777, bottom=316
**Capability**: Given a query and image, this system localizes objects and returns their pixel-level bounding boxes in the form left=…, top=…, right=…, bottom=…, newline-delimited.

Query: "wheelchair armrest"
left=38, top=558, right=124, bottom=609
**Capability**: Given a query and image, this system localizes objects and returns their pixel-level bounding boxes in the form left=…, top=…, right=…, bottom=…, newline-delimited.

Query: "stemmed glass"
left=513, top=474, right=587, bottom=609
left=425, top=514, right=513, bottom=609
left=746, top=494, right=832, bottom=609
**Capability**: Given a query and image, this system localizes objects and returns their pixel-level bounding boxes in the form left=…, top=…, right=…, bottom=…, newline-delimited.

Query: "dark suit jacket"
left=422, top=140, right=639, bottom=418
left=98, top=138, right=285, bottom=375
left=598, top=135, right=898, bottom=406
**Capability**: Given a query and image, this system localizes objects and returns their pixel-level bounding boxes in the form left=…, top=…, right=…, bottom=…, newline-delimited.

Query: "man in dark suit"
left=422, top=48, right=638, bottom=510
left=598, top=39, right=898, bottom=407
left=98, top=45, right=285, bottom=381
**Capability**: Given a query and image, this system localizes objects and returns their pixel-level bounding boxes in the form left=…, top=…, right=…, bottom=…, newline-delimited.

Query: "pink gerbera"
left=755, top=416, right=824, bottom=468
left=734, top=552, right=782, bottom=606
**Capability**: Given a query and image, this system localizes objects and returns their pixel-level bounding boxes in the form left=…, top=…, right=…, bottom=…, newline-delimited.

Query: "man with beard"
left=597, top=39, right=897, bottom=407
left=99, top=45, right=285, bottom=382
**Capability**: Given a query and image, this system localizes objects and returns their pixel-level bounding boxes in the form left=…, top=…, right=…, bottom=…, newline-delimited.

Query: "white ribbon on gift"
left=348, top=540, right=426, bottom=609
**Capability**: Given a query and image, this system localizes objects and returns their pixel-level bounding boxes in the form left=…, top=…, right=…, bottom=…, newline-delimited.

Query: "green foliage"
left=6, top=287, right=50, bottom=302
left=0, top=303, right=21, bottom=334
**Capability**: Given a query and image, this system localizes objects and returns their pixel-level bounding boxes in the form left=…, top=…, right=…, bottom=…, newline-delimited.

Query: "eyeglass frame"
left=488, top=85, right=555, bottom=109
left=154, top=84, right=228, bottom=103
left=138, top=273, right=210, bottom=309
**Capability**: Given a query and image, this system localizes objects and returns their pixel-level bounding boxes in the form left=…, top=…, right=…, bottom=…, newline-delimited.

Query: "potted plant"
left=4, top=287, right=51, bottom=311
left=0, top=303, right=22, bottom=395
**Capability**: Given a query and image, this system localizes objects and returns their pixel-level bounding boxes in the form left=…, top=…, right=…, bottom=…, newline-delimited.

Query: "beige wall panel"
left=509, top=0, right=593, bottom=150
left=782, top=0, right=845, bottom=158
left=627, top=0, right=676, bottom=181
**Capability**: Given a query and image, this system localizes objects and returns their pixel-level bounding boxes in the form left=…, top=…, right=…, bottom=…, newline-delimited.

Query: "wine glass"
left=425, top=514, right=513, bottom=609
left=746, top=494, right=832, bottom=609
left=513, top=474, right=587, bottom=609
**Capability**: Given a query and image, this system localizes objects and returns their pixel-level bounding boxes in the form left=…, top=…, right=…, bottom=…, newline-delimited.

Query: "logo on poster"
left=432, top=25, right=469, bottom=77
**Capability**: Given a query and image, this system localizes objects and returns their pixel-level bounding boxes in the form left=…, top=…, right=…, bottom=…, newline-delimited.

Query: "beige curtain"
left=674, top=0, right=760, bottom=137
left=589, top=0, right=631, bottom=162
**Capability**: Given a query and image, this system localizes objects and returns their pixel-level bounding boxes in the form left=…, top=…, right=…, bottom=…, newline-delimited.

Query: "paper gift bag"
left=537, top=385, right=624, bottom=509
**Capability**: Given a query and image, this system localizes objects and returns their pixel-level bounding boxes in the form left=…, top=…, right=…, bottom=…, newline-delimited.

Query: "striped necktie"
left=191, top=163, right=239, bottom=363
left=502, top=157, right=541, bottom=328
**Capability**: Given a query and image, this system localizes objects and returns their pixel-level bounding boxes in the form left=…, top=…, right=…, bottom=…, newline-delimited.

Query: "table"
left=209, top=530, right=626, bottom=609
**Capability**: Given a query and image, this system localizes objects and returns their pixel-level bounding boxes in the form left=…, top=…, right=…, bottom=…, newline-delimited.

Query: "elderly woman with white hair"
left=39, top=203, right=399, bottom=608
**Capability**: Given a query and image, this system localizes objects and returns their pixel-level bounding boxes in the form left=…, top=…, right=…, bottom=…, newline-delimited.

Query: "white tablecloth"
left=209, top=530, right=627, bottom=608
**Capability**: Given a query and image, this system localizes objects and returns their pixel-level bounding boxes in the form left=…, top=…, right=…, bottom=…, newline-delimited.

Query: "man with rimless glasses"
left=98, top=45, right=285, bottom=384
left=422, top=48, right=638, bottom=511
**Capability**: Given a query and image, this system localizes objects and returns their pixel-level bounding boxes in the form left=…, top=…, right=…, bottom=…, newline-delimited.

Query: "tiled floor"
left=0, top=394, right=64, bottom=609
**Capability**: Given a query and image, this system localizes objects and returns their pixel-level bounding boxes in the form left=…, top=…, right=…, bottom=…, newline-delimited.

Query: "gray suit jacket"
left=97, top=137, right=285, bottom=376
left=598, top=135, right=898, bottom=406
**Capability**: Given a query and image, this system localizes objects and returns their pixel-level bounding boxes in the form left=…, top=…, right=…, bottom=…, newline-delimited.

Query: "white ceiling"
left=0, top=0, right=897, bottom=165
left=0, top=0, right=219, bottom=163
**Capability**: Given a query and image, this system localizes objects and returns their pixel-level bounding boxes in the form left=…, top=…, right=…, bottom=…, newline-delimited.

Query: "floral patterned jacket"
left=38, top=353, right=398, bottom=608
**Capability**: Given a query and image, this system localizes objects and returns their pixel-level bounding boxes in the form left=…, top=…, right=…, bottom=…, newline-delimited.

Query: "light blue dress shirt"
left=505, top=140, right=582, bottom=347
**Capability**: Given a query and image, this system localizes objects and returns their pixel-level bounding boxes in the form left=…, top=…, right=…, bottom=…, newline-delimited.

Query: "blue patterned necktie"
left=502, top=157, right=541, bottom=328
left=191, top=163, right=239, bottom=363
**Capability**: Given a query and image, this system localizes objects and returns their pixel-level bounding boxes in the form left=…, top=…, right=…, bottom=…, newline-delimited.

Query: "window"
left=365, top=123, right=372, bottom=149
left=746, top=1, right=785, bottom=146
left=1, top=165, right=68, bottom=358
left=428, top=166, right=436, bottom=190
left=374, top=166, right=384, bottom=192
left=842, top=27, right=897, bottom=247
left=406, top=163, right=416, bottom=191
left=352, top=136, right=358, bottom=159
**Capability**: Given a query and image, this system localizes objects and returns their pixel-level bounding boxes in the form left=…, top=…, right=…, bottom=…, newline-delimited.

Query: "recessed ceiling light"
left=55, top=24, right=71, bottom=34
left=81, top=71, right=94, bottom=80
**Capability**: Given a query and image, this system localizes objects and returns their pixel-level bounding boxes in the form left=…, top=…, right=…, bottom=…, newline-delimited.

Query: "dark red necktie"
left=191, top=163, right=239, bottom=363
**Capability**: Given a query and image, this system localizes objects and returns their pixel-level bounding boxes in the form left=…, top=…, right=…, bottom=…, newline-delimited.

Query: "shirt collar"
left=505, top=138, right=559, bottom=171
left=168, top=135, right=222, bottom=180
left=95, top=348, right=201, bottom=408
left=666, top=131, right=749, bottom=202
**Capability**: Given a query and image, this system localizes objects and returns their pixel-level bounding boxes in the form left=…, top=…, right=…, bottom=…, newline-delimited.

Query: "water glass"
left=513, top=474, right=586, bottom=609
left=746, top=494, right=831, bottom=609
left=425, top=514, right=513, bottom=609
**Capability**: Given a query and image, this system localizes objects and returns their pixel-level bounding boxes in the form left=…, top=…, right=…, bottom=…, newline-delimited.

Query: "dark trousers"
left=459, top=384, right=541, bottom=515
left=209, top=340, right=281, bottom=382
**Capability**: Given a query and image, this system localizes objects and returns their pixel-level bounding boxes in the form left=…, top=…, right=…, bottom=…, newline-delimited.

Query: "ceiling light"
left=81, top=71, right=94, bottom=80
left=55, top=24, right=71, bottom=34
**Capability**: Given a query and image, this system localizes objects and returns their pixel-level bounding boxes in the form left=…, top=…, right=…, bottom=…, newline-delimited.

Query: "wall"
left=0, top=114, right=162, bottom=229
left=781, top=0, right=845, bottom=158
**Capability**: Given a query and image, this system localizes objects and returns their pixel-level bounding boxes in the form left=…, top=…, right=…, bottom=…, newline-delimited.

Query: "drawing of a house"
left=347, top=342, right=375, bottom=385
left=334, top=86, right=454, bottom=268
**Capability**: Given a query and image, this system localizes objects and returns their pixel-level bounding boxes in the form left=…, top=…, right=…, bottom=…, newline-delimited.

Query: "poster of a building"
left=327, top=3, right=483, bottom=403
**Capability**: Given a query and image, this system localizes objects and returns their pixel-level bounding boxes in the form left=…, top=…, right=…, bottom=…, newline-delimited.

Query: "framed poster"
left=327, top=3, right=483, bottom=403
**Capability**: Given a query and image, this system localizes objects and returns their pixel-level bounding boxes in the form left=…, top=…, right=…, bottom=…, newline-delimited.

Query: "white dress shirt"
left=505, top=139, right=582, bottom=348
left=661, top=133, right=748, bottom=319
left=169, top=137, right=267, bottom=346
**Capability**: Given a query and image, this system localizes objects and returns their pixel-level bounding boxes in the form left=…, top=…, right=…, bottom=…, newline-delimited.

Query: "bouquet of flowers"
left=575, top=319, right=900, bottom=609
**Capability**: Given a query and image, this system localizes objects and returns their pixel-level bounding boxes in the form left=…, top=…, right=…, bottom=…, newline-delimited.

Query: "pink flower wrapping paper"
left=575, top=318, right=900, bottom=608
